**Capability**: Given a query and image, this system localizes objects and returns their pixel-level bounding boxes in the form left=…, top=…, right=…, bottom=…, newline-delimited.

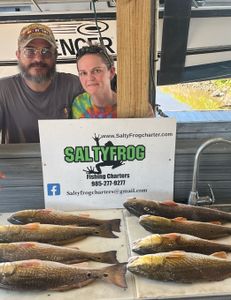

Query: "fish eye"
left=103, top=273, right=109, bottom=278
left=87, top=272, right=91, bottom=277
left=144, top=207, right=150, bottom=212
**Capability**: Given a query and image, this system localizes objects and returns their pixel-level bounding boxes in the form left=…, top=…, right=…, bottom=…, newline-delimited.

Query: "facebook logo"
left=47, top=183, right=61, bottom=196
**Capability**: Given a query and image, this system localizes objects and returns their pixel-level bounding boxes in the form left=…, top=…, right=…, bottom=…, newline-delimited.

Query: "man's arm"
left=146, top=103, right=155, bottom=118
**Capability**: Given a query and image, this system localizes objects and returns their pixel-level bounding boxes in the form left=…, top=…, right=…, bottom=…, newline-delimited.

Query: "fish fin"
left=18, top=241, right=38, bottom=248
left=94, top=224, right=118, bottom=238
left=160, top=200, right=178, bottom=206
left=163, top=233, right=180, bottom=241
left=209, top=221, right=222, bottom=225
left=50, top=279, right=96, bottom=291
left=101, top=263, right=127, bottom=288
left=172, top=217, right=187, bottom=222
left=71, top=262, right=89, bottom=267
left=92, top=250, right=119, bottom=264
left=107, top=219, right=121, bottom=232
left=211, top=251, right=228, bottom=259
left=23, top=223, right=41, bottom=230
left=68, top=246, right=80, bottom=250
left=20, top=259, right=42, bottom=267
left=78, top=213, right=90, bottom=218
left=40, top=208, right=54, bottom=214
left=166, top=251, right=186, bottom=258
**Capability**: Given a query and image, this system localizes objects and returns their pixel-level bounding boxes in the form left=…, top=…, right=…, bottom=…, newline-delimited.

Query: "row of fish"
left=0, top=209, right=128, bottom=291
left=124, top=198, right=231, bottom=283
left=5, top=200, right=231, bottom=288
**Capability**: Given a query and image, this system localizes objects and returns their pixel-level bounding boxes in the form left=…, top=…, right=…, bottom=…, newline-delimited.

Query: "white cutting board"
left=125, top=211, right=231, bottom=299
left=0, top=209, right=135, bottom=300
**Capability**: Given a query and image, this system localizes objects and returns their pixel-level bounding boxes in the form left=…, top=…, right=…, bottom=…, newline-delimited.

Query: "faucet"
left=188, top=137, right=231, bottom=206
left=192, top=0, right=206, bottom=7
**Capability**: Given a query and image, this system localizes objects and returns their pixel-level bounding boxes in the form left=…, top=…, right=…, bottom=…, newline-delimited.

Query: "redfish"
left=139, top=215, right=231, bottom=239
left=0, top=242, right=118, bottom=264
left=127, top=251, right=231, bottom=283
left=124, top=198, right=231, bottom=222
left=132, top=233, right=231, bottom=255
left=0, top=260, right=127, bottom=290
left=0, top=223, right=117, bottom=245
left=7, top=208, right=121, bottom=232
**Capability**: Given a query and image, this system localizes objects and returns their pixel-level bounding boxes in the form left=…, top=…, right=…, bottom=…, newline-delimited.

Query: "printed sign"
left=39, top=118, right=176, bottom=210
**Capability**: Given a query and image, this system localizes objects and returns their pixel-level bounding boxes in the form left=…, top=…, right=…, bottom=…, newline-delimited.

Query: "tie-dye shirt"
left=72, top=92, right=117, bottom=119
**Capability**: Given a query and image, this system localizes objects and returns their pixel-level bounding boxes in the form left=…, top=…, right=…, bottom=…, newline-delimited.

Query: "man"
left=0, top=23, right=83, bottom=143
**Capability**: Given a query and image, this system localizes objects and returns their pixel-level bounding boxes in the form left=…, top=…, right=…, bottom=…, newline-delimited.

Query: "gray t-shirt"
left=0, top=72, right=83, bottom=143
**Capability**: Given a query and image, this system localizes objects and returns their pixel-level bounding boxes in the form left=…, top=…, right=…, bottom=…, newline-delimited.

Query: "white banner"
left=0, top=20, right=117, bottom=61
left=0, top=20, right=117, bottom=77
left=39, top=118, right=176, bottom=210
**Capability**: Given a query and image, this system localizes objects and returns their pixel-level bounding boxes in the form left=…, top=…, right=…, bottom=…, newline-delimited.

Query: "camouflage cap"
left=18, top=23, right=57, bottom=49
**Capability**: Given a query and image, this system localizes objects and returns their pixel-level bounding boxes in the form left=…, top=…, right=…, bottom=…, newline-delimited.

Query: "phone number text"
left=91, top=180, right=126, bottom=187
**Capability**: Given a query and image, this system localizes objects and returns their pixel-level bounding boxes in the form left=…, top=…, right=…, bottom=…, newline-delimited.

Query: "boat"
left=0, top=0, right=230, bottom=85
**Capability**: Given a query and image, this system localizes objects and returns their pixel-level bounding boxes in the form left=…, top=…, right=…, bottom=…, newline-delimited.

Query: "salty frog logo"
left=63, top=134, right=146, bottom=174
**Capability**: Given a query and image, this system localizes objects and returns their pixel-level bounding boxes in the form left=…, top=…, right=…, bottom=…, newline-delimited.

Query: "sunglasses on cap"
left=76, top=45, right=113, bottom=68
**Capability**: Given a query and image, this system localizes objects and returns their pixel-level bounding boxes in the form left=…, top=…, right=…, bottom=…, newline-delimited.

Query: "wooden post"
left=117, top=0, right=152, bottom=118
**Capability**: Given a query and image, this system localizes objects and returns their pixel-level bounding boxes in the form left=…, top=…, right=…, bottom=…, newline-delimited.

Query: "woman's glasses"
left=76, top=45, right=113, bottom=68
left=22, top=47, right=54, bottom=59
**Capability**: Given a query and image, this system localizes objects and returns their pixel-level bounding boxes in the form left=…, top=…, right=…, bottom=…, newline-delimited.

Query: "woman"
left=72, top=45, right=117, bottom=119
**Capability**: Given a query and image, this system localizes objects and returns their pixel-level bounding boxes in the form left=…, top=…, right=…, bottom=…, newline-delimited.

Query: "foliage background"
left=161, top=79, right=231, bottom=110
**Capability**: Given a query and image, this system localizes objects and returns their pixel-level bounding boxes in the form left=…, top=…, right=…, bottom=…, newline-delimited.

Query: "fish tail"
left=107, top=219, right=121, bottom=232
left=95, top=224, right=118, bottom=238
left=93, top=250, right=119, bottom=264
left=101, top=263, right=127, bottom=288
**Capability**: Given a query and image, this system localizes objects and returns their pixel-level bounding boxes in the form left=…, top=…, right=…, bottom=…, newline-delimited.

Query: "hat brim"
left=20, top=36, right=57, bottom=49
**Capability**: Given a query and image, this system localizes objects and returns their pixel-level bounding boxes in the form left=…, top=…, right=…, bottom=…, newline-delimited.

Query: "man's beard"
left=18, top=61, right=56, bottom=84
